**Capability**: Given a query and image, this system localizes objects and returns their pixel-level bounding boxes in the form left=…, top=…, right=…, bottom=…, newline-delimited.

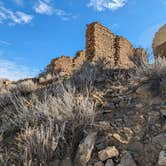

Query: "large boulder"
left=74, top=132, right=97, bottom=166
left=153, top=24, right=166, bottom=58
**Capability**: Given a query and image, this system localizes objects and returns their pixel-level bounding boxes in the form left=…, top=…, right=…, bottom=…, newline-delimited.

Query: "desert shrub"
left=135, top=56, right=166, bottom=97
left=0, top=84, right=96, bottom=165
left=11, top=79, right=37, bottom=94
left=16, top=123, right=62, bottom=166
left=72, top=57, right=110, bottom=92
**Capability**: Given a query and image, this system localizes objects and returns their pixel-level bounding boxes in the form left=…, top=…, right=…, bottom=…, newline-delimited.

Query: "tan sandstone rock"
left=153, top=24, right=166, bottom=58
left=75, top=132, right=97, bottom=166
left=94, top=161, right=104, bottom=166
left=98, top=146, right=119, bottom=161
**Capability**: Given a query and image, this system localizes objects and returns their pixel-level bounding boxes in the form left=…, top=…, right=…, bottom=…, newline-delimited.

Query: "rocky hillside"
left=0, top=22, right=166, bottom=166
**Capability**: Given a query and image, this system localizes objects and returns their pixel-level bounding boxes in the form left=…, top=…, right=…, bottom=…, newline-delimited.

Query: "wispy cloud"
left=33, top=0, right=75, bottom=20
left=87, top=0, right=127, bottom=11
left=0, top=59, right=37, bottom=80
left=0, top=3, right=33, bottom=25
left=34, top=0, right=53, bottom=15
left=0, top=40, right=12, bottom=46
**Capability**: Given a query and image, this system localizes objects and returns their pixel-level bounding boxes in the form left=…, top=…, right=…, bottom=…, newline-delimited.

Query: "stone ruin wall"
left=86, top=22, right=135, bottom=69
left=86, top=22, right=116, bottom=65
left=73, top=50, right=86, bottom=70
left=46, top=22, right=148, bottom=76
left=47, top=56, right=73, bottom=75
left=153, top=24, right=166, bottom=58
left=116, top=37, right=134, bottom=68
left=46, top=51, right=86, bottom=76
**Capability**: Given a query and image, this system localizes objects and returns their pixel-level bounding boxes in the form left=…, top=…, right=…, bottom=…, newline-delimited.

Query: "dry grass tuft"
left=0, top=84, right=96, bottom=165
left=135, top=56, right=166, bottom=97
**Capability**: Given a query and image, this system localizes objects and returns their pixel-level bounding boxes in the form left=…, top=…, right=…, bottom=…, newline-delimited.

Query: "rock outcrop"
left=153, top=24, right=166, bottom=58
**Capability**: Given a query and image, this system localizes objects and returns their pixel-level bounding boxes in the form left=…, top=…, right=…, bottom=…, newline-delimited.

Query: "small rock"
left=50, top=159, right=61, bottom=166
left=96, top=142, right=106, bottom=150
left=98, top=146, right=119, bottom=161
left=112, top=133, right=128, bottom=144
left=105, top=159, right=114, bottom=166
left=152, top=133, right=166, bottom=148
left=39, top=77, right=45, bottom=83
left=94, top=161, right=104, bottom=166
left=112, top=128, right=133, bottom=144
left=118, top=152, right=137, bottom=166
left=158, top=151, right=166, bottom=166
left=160, top=109, right=166, bottom=117
left=135, top=103, right=144, bottom=108
left=75, top=132, right=97, bottom=166
left=61, top=157, right=72, bottom=166
left=45, top=73, right=52, bottom=81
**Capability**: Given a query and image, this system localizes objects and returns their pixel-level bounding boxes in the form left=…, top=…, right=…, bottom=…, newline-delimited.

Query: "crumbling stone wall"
left=73, top=50, right=86, bottom=70
left=116, top=37, right=134, bottom=68
left=86, top=22, right=135, bottom=69
left=46, top=22, right=147, bottom=75
left=47, top=56, right=73, bottom=75
left=153, top=24, right=166, bottom=58
left=133, top=48, right=148, bottom=66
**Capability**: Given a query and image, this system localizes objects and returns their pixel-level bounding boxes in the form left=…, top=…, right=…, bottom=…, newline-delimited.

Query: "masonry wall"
left=47, top=56, right=73, bottom=75
left=117, top=37, right=134, bottom=68
left=86, top=22, right=135, bottom=69
left=86, top=22, right=116, bottom=64
left=73, top=50, right=86, bottom=70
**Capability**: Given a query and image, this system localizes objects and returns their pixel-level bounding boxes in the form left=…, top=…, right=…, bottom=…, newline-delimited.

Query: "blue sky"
left=0, top=0, right=166, bottom=80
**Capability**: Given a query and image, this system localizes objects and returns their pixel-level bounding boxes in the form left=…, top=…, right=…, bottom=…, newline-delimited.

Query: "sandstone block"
left=75, top=132, right=97, bottom=166
left=98, top=146, right=119, bottom=161
left=153, top=24, right=166, bottom=58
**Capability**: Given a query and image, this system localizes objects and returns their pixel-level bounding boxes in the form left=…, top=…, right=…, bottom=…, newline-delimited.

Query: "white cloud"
left=0, top=59, right=37, bottom=80
left=87, top=0, right=127, bottom=11
left=33, top=0, right=75, bottom=20
left=34, top=0, right=53, bottom=15
left=0, top=3, right=33, bottom=25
